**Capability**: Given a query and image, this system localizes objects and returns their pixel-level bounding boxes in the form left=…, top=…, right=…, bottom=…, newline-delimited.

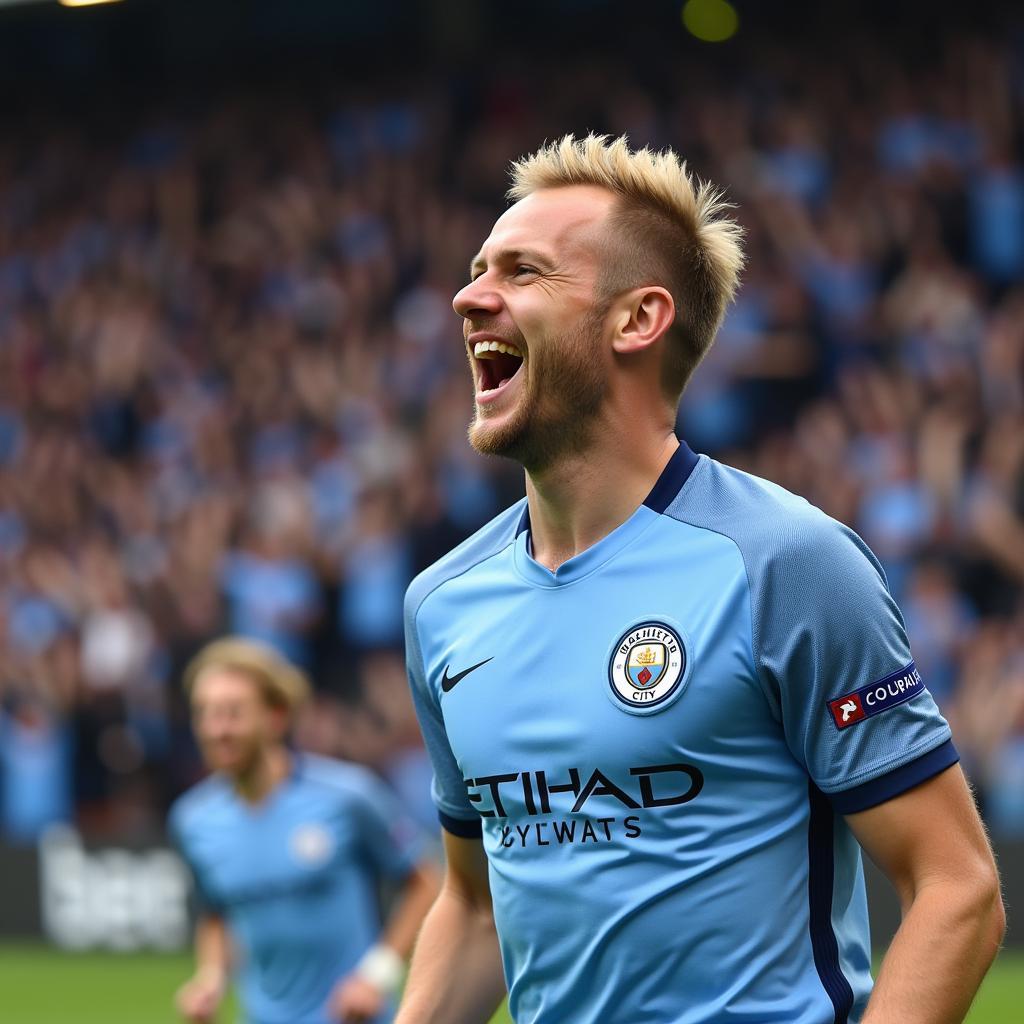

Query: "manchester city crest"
left=607, top=620, right=688, bottom=714
left=289, top=823, right=335, bottom=867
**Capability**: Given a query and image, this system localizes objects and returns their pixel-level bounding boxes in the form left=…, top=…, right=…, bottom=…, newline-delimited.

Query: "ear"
left=269, top=705, right=291, bottom=739
left=610, top=287, right=676, bottom=355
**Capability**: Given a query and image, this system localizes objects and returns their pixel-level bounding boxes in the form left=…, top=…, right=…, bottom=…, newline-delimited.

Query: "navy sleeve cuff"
left=829, top=738, right=960, bottom=814
left=438, top=810, right=483, bottom=839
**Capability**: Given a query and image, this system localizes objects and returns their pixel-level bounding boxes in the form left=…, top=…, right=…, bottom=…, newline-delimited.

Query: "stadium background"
left=0, top=0, right=1021, bottom=1019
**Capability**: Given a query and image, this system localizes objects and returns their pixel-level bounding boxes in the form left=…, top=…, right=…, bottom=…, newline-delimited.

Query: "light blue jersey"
left=169, top=753, right=423, bottom=1024
left=405, top=443, right=957, bottom=1024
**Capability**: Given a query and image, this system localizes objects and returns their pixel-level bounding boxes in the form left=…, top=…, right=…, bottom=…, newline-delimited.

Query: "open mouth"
left=473, top=339, right=525, bottom=395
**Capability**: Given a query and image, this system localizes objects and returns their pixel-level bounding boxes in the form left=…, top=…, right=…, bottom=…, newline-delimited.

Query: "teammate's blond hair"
left=184, top=636, right=311, bottom=718
left=509, top=133, right=745, bottom=399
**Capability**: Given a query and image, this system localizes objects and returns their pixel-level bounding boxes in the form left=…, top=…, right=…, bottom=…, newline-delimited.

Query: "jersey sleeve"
left=752, top=515, right=958, bottom=813
left=167, top=804, right=225, bottom=916
left=404, top=587, right=482, bottom=837
left=346, top=769, right=426, bottom=880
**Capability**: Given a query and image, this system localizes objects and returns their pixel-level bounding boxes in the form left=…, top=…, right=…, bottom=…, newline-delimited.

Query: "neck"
left=525, top=425, right=679, bottom=572
left=231, top=745, right=291, bottom=804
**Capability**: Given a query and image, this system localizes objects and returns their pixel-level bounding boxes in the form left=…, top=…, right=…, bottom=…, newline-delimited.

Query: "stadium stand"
left=0, top=1, right=1022, bottom=849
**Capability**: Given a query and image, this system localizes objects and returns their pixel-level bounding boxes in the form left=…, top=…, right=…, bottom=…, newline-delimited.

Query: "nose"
left=453, top=274, right=503, bottom=319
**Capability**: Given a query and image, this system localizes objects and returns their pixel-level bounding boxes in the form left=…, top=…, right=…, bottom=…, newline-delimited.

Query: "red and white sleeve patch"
left=827, top=662, right=924, bottom=731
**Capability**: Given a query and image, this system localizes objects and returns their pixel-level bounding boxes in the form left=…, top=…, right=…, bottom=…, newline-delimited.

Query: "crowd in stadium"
left=1, top=27, right=1022, bottom=845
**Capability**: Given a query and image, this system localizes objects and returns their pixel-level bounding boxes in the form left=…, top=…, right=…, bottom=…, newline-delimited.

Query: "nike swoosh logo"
left=440, top=657, right=494, bottom=693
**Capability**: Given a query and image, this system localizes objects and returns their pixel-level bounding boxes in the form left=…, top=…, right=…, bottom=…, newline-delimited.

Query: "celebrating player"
left=170, top=637, right=439, bottom=1024
left=397, top=135, right=1005, bottom=1023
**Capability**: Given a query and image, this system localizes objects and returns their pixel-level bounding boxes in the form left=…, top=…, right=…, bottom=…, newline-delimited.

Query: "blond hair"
left=508, top=134, right=745, bottom=400
left=184, top=636, right=311, bottom=718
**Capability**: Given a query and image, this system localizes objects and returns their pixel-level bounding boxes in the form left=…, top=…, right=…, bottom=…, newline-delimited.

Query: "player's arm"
left=394, top=830, right=506, bottom=1024
left=847, top=764, right=1005, bottom=1024
left=174, top=913, right=231, bottom=1023
left=379, top=857, right=443, bottom=959
left=332, top=857, right=443, bottom=1023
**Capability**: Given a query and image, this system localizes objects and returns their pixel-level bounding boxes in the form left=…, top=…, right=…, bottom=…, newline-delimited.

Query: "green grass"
left=0, top=944, right=1019, bottom=1023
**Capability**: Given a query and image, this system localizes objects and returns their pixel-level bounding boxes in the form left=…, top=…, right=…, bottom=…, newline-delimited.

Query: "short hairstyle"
left=184, top=636, right=311, bottom=718
left=508, top=134, right=745, bottom=400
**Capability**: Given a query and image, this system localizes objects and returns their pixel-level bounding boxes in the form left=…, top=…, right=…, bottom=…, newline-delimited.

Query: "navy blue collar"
left=515, top=439, right=699, bottom=537
left=642, top=440, right=700, bottom=513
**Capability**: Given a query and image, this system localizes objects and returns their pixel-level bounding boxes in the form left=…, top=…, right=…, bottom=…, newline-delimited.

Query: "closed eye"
left=468, top=265, right=537, bottom=284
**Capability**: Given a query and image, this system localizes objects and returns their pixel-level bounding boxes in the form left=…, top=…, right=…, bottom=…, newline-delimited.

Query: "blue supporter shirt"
left=169, top=753, right=423, bottom=1024
left=405, top=442, right=957, bottom=1024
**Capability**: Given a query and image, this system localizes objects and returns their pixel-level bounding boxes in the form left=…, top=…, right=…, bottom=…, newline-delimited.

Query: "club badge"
left=289, top=823, right=335, bottom=867
left=607, top=620, right=688, bottom=715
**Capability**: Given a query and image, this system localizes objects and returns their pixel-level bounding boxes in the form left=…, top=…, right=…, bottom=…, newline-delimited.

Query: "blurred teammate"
left=397, top=136, right=1004, bottom=1023
left=169, top=637, right=438, bottom=1024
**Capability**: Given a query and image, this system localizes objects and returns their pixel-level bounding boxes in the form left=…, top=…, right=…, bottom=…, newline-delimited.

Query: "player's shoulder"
left=168, top=773, right=233, bottom=837
left=404, top=497, right=527, bottom=621
left=294, top=752, right=386, bottom=804
left=672, top=454, right=879, bottom=577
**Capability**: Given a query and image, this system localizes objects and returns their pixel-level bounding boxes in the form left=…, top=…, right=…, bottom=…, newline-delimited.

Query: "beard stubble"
left=468, top=308, right=609, bottom=473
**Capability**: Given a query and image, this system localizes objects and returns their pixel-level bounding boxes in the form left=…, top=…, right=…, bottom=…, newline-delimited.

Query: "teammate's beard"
left=468, top=309, right=608, bottom=472
left=203, top=733, right=265, bottom=779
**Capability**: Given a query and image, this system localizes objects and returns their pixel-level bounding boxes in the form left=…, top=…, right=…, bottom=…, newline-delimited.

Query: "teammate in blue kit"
left=169, top=638, right=439, bottom=1024
left=396, top=136, right=1005, bottom=1024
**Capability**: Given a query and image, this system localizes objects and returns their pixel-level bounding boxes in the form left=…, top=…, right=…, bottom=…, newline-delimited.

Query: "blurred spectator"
left=337, top=486, right=413, bottom=654
left=221, top=526, right=321, bottom=668
left=0, top=693, right=73, bottom=844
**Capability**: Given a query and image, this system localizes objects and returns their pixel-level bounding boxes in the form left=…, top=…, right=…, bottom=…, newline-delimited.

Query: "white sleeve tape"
left=355, top=943, right=404, bottom=994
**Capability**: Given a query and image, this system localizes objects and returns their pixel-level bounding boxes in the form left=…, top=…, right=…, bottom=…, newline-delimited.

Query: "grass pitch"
left=0, top=944, right=1019, bottom=1023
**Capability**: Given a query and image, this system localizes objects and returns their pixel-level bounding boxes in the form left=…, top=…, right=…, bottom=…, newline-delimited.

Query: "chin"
left=205, top=748, right=248, bottom=775
left=470, top=408, right=593, bottom=473
left=469, top=413, right=533, bottom=462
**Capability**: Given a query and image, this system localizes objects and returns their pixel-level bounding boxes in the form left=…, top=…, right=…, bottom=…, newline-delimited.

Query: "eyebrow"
left=469, top=248, right=553, bottom=279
